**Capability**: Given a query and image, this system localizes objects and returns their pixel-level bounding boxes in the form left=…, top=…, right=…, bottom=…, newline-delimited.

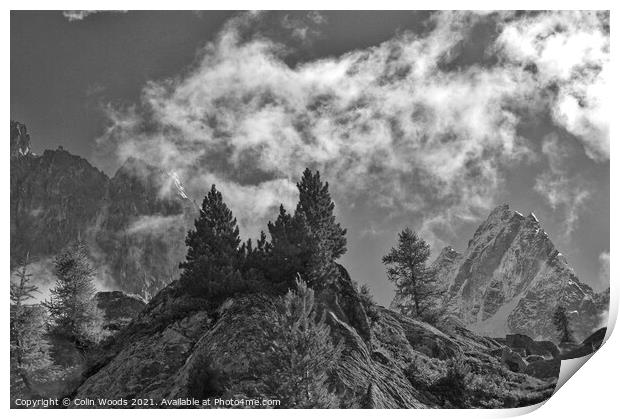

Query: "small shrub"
left=428, top=355, right=470, bottom=407
left=358, top=284, right=380, bottom=323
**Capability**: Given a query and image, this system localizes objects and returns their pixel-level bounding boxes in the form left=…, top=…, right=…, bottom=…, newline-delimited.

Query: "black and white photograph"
left=8, top=8, right=611, bottom=410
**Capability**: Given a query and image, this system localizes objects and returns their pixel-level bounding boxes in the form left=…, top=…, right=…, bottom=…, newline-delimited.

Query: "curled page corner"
left=555, top=353, right=594, bottom=393
left=554, top=281, right=616, bottom=394
left=604, top=278, right=617, bottom=340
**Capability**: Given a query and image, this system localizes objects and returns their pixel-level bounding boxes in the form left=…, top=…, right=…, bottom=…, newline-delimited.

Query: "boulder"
left=94, top=291, right=146, bottom=331
left=501, top=347, right=527, bottom=373
left=525, top=355, right=545, bottom=363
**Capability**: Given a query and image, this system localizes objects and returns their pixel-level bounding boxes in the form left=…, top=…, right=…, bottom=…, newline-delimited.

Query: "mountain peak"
left=490, top=203, right=510, bottom=214
left=411, top=205, right=605, bottom=342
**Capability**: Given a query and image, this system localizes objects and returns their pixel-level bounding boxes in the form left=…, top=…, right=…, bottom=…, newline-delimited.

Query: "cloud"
left=495, top=11, right=609, bottom=161
left=97, top=11, right=608, bottom=245
left=281, top=11, right=327, bottom=44
left=192, top=174, right=299, bottom=237
left=62, top=10, right=127, bottom=22
left=126, top=214, right=187, bottom=235
left=534, top=134, right=591, bottom=236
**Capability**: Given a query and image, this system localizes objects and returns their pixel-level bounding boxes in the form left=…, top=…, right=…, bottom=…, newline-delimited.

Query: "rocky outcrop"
left=395, top=204, right=608, bottom=343
left=10, top=121, right=196, bottom=299
left=317, top=264, right=372, bottom=342
left=94, top=291, right=147, bottom=332
left=71, top=273, right=556, bottom=408
left=75, top=309, right=212, bottom=401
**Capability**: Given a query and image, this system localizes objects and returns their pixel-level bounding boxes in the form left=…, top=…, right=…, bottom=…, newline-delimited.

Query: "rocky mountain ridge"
left=10, top=121, right=196, bottom=299
left=394, top=204, right=608, bottom=342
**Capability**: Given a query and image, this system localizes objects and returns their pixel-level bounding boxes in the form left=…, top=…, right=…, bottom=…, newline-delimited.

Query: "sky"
left=11, top=11, right=609, bottom=305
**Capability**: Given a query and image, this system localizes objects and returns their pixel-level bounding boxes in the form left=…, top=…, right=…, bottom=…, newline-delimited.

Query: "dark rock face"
left=317, top=264, right=372, bottom=342
left=395, top=204, right=608, bottom=342
left=11, top=147, right=109, bottom=263
left=91, top=158, right=196, bottom=298
left=10, top=121, right=196, bottom=299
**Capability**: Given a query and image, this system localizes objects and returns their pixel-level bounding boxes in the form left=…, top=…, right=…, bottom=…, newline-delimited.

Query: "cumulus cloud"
left=62, top=10, right=127, bottom=22
left=97, top=11, right=608, bottom=244
left=496, top=11, right=609, bottom=161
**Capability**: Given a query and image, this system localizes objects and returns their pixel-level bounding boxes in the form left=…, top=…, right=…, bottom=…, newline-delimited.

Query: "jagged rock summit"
left=10, top=120, right=32, bottom=158
left=395, top=204, right=608, bottom=342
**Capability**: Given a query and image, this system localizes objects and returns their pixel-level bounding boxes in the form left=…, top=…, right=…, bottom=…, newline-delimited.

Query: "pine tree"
left=241, top=233, right=265, bottom=267
left=267, top=169, right=347, bottom=289
left=296, top=168, right=347, bottom=261
left=382, top=228, right=444, bottom=320
left=552, top=305, right=575, bottom=344
left=264, top=279, right=342, bottom=407
left=181, top=184, right=241, bottom=272
left=10, top=254, right=55, bottom=391
left=10, top=254, right=38, bottom=308
left=179, top=184, right=259, bottom=301
left=43, top=241, right=103, bottom=346
left=266, top=205, right=312, bottom=292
